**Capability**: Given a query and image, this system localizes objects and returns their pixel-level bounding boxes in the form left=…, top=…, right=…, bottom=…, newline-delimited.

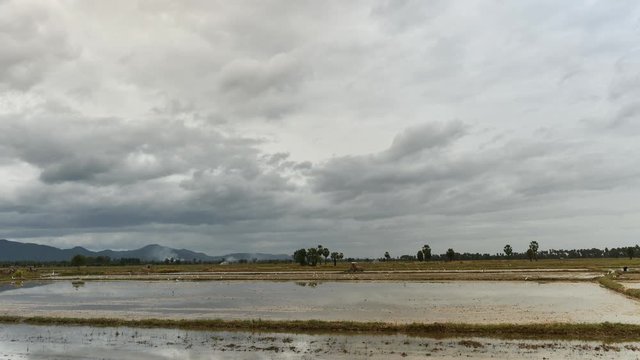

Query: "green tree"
left=70, top=254, right=87, bottom=267
left=384, top=251, right=391, bottom=261
left=628, top=247, right=635, bottom=260
left=422, top=245, right=432, bottom=260
left=503, top=244, right=513, bottom=258
left=416, top=250, right=424, bottom=261
left=293, top=249, right=307, bottom=266
left=529, top=241, right=539, bottom=261
left=322, top=247, right=330, bottom=264
left=446, top=248, right=455, bottom=262
left=330, top=252, right=339, bottom=266
left=526, top=248, right=534, bottom=262
left=306, top=247, right=320, bottom=266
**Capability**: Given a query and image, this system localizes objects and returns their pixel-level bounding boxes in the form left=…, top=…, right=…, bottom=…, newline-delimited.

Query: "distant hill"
left=0, top=239, right=291, bottom=263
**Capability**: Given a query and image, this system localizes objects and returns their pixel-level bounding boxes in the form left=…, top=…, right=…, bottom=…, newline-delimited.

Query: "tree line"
left=293, top=245, right=344, bottom=266
left=70, top=255, right=142, bottom=266
left=382, top=242, right=640, bottom=262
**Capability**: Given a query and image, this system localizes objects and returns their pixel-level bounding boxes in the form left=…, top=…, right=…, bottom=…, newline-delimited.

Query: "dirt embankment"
left=41, top=269, right=602, bottom=282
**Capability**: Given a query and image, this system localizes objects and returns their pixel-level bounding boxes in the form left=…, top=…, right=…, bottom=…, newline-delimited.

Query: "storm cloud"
left=1, top=0, right=640, bottom=256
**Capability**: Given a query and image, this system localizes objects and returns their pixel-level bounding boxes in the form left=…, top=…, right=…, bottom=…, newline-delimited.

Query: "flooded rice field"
left=0, top=324, right=639, bottom=359
left=1, top=280, right=639, bottom=324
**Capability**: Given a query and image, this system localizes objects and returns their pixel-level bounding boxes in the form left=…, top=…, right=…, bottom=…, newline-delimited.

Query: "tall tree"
left=503, top=244, right=513, bottom=258
left=330, top=252, right=340, bottom=266
left=422, top=245, right=432, bottom=260
left=306, top=247, right=320, bottom=266
left=322, top=247, right=330, bottom=264
left=293, top=249, right=307, bottom=266
left=446, top=248, right=455, bottom=262
left=416, top=250, right=424, bottom=262
left=529, top=241, right=539, bottom=261
left=384, top=251, right=391, bottom=261
left=526, top=248, right=534, bottom=261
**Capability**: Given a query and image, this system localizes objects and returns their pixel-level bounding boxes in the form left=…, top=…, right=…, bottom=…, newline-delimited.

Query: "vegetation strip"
left=1, top=316, right=640, bottom=341
left=598, top=273, right=640, bottom=300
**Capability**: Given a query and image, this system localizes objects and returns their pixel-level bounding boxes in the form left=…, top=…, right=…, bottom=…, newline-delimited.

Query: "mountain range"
left=0, top=239, right=291, bottom=263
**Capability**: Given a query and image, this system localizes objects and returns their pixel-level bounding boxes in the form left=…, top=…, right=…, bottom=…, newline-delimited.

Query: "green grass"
left=598, top=275, right=625, bottom=292
left=1, top=316, right=639, bottom=341
left=598, top=272, right=640, bottom=301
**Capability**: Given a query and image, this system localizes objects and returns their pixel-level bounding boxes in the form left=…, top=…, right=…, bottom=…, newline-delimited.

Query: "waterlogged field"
left=0, top=324, right=639, bottom=360
left=0, top=280, right=639, bottom=324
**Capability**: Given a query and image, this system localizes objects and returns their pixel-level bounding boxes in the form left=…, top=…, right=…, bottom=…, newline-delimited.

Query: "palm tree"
left=330, top=252, right=339, bottom=266
left=322, top=247, right=330, bottom=264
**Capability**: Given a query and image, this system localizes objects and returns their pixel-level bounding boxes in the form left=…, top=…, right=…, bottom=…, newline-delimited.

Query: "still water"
left=0, top=280, right=637, bottom=324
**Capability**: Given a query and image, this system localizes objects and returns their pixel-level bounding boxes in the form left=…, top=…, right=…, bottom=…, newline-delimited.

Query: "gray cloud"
left=1, top=0, right=640, bottom=256
left=0, top=1, right=77, bottom=90
left=386, top=121, right=466, bottom=160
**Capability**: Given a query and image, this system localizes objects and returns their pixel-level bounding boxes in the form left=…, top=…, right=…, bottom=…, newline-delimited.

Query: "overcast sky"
left=1, top=0, right=640, bottom=256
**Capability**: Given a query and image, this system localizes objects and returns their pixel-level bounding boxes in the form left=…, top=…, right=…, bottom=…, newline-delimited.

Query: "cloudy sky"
left=1, top=0, right=640, bottom=256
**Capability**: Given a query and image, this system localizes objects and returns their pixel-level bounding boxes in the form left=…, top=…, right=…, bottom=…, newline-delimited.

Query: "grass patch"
left=625, top=288, right=640, bottom=298
left=597, top=272, right=640, bottom=301
left=598, top=275, right=625, bottom=292
left=1, top=316, right=640, bottom=341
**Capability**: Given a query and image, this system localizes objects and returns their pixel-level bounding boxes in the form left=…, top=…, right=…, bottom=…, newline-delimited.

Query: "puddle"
left=0, top=324, right=638, bottom=359
left=0, top=281, right=638, bottom=324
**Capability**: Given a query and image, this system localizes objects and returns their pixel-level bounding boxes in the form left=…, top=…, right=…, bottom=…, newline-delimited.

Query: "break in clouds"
left=1, top=0, right=640, bottom=256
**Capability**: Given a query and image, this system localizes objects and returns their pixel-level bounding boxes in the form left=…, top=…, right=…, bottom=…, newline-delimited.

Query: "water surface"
left=0, top=324, right=638, bottom=359
left=0, top=280, right=637, bottom=324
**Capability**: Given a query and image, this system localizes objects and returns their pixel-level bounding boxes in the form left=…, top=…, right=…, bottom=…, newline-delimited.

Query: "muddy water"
left=0, top=281, right=638, bottom=324
left=0, top=324, right=639, bottom=359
